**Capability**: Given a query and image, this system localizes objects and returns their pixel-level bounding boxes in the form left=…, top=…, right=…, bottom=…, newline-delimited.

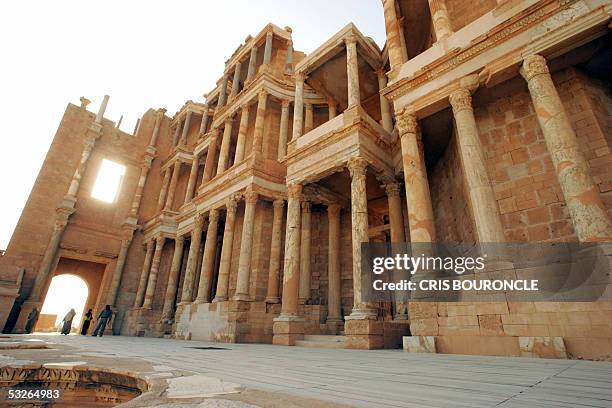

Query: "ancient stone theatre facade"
left=1, top=0, right=611, bottom=359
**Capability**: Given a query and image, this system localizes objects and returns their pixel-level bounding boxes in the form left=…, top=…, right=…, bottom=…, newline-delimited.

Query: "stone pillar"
left=180, top=213, right=204, bottom=302
left=217, top=115, right=235, bottom=174
left=304, top=103, right=314, bottom=133
left=449, top=87, right=505, bottom=243
left=202, top=128, right=219, bottom=183
left=346, top=157, right=375, bottom=317
left=161, top=235, right=185, bottom=321
left=172, top=121, right=181, bottom=146
left=277, top=100, right=290, bottom=159
left=346, top=35, right=360, bottom=108
left=252, top=90, right=268, bottom=153
left=196, top=209, right=219, bottom=303
left=396, top=109, right=436, bottom=242
left=273, top=182, right=304, bottom=345
left=105, top=234, right=133, bottom=306
left=383, top=0, right=405, bottom=69
left=285, top=40, right=294, bottom=74
left=134, top=240, right=155, bottom=308
left=143, top=236, right=165, bottom=309
left=298, top=201, right=312, bottom=303
left=292, top=73, right=305, bottom=141
left=180, top=111, right=192, bottom=146
left=218, top=74, right=228, bottom=109
left=94, top=94, right=110, bottom=124
left=149, top=108, right=165, bottom=146
left=164, top=161, right=181, bottom=211
left=266, top=199, right=285, bottom=303
left=66, top=134, right=99, bottom=199
left=184, top=153, right=200, bottom=204
left=521, top=55, right=612, bottom=241
left=28, top=211, right=72, bottom=302
left=428, top=0, right=453, bottom=40
left=229, top=61, right=242, bottom=100
left=384, top=182, right=405, bottom=243
left=263, top=31, right=273, bottom=65
left=234, top=105, right=250, bottom=163
left=376, top=69, right=393, bottom=133
left=328, top=97, right=337, bottom=120
left=246, top=45, right=258, bottom=81
left=199, top=105, right=209, bottom=134
left=131, top=160, right=153, bottom=216
left=326, top=203, right=342, bottom=328
left=233, top=190, right=258, bottom=300
left=213, top=198, right=238, bottom=302
left=157, top=169, right=171, bottom=212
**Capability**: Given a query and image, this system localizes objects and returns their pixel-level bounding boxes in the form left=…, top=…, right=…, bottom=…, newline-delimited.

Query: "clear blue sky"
left=0, top=0, right=386, bottom=248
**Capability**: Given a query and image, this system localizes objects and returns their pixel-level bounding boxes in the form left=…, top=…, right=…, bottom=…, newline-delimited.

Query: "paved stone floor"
left=3, top=334, right=612, bottom=407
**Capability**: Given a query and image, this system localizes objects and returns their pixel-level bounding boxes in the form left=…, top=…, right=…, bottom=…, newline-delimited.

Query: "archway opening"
left=40, top=274, right=89, bottom=332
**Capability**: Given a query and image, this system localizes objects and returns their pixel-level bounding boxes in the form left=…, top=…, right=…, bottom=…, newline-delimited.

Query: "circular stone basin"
left=0, top=364, right=147, bottom=407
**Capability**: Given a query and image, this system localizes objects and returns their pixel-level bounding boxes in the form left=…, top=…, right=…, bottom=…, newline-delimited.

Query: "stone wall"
left=446, top=0, right=497, bottom=32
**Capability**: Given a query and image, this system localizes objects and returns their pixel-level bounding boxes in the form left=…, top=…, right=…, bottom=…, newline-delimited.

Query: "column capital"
left=344, top=34, right=358, bottom=46
left=293, top=71, right=307, bottom=82
left=258, top=89, right=268, bottom=101
left=301, top=201, right=312, bottom=213
left=273, top=199, right=285, bottom=209
left=327, top=203, right=341, bottom=217
left=287, top=182, right=303, bottom=199
left=383, top=182, right=401, bottom=197
left=396, top=107, right=418, bottom=135
left=145, top=239, right=155, bottom=251
left=520, top=54, right=549, bottom=81
left=175, top=235, right=185, bottom=245
left=245, top=190, right=259, bottom=204
left=449, top=88, right=473, bottom=114
left=240, top=103, right=250, bottom=114
left=194, top=212, right=205, bottom=228
left=208, top=208, right=219, bottom=223
left=226, top=197, right=238, bottom=214
left=347, top=157, right=368, bottom=179
left=224, top=115, right=234, bottom=125
left=375, top=67, right=386, bottom=78
left=305, top=102, right=313, bottom=108
left=281, top=99, right=290, bottom=109
left=155, top=235, right=165, bottom=246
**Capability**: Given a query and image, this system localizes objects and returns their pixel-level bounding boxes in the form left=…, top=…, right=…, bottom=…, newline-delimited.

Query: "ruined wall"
left=446, top=0, right=497, bottom=32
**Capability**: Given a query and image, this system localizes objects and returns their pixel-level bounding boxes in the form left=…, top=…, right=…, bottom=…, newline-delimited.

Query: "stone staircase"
left=295, top=334, right=346, bottom=349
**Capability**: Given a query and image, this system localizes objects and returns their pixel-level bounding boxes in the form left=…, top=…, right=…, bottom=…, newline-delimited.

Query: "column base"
left=325, top=318, right=344, bottom=334
left=265, top=297, right=280, bottom=304
left=272, top=315, right=304, bottom=346
left=344, top=318, right=383, bottom=350
left=212, top=296, right=227, bottom=303
left=232, top=293, right=250, bottom=302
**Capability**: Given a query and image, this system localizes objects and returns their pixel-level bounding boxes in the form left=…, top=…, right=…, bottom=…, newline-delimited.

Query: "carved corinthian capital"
left=208, top=208, right=219, bottom=223
left=520, top=54, right=549, bottom=82
left=226, top=197, right=238, bottom=214
left=194, top=212, right=205, bottom=229
left=449, top=88, right=473, bottom=114
left=396, top=108, right=418, bottom=136
left=287, top=182, right=303, bottom=199
left=347, top=157, right=368, bottom=179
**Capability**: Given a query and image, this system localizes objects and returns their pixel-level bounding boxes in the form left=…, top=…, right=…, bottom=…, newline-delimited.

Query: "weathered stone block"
left=403, top=336, right=436, bottom=353
left=519, top=336, right=567, bottom=359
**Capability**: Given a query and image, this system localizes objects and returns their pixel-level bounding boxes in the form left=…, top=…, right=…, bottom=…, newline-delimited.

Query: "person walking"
left=24, top=307, right=39, bottom=334
left=80, top=309, right=93, bottom=335
left=92, top=305, right=113, bottom=337
left=60, top=308, right=76, bottom=335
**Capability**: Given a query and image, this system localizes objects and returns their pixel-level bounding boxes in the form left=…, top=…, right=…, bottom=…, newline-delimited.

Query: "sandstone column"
left=396, top=109, right=436, bottom=242
left=266, top=199, right=285, bottom=303
left=234, top=105, right=250, bottom=163
left=180, top=213, right=204, bottom=302
left=328, top=97, right=337, bottom=120
left=428, top=0, right=453, bottom=40
left=105, top=234, right=132, bottom=306
left=184, top=153, right=200, bottom=203
left=376, top=69, right=393, bottom=132
left=143, top=236, right=165, bottom=309
left=199, top=105, right=209, bottom=134
left=218, top=74, right=228, bottom=109
left=347, top=157, right=375, bottom=317
left=384, top=182, right=405, bottom=242
left=449, top=87, right=505, bottom=243
left=298, top=201, right=312, bottom=303
left=304, top=103, right=314, bottom=133
left=285, top=40, right=294, bottom=75
left=229, top=61, right=242, bottom=100
left=252, top=90, right=268, bottom=153
left=172, top=121, right=181, bottom=146
left=217, top=115, right=235, bottom=173
left=521, top=55, right=612, bottom=241
left=164, top=161, right=181, bottom=211
left=277, top=100, right=290, bottom=159
left=346, top=35, right=360, bottom=108
left=134, top=240, right=155, bottom=308
left=180, top=111, right=192, bottom=146
left=213, top=198, right=238, bottom=302
left=161, top=235, right=185, bottom=320
left=157, top=169, right=171, bottom=212
left=382, top=0, right=405, bottom=69
left=246, top=46, right=258, bottom=81
left=291, top=73, right=305, bottom=141
left=326, top=203, right=342, bottom=327
left=234, top=190, right=258, bottom=301
left=273, top=182, right=304, bottom=345
left=263, top=31, right=273, bottom=65
left=196, top=210, right=219, bottom=303
left=202, top=128, right=219, bottom=183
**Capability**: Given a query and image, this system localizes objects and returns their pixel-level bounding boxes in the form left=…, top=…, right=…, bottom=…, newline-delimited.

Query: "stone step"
left=295, top=335, right=346, bottom=349
left=303, top=335, right=346, bottom=342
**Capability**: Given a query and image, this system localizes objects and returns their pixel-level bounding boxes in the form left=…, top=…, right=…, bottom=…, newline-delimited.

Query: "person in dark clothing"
left=80, top=309, right=93, bottom=335
left=24, top=307, right=39, bottom=334
left=92, top=305, right=113, bottom=337
left=60, top=308, right=76, bottom=335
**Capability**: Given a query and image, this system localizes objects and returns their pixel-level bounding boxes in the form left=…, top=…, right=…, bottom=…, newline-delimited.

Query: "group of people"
left=24, top=305, right=114, bottom=336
